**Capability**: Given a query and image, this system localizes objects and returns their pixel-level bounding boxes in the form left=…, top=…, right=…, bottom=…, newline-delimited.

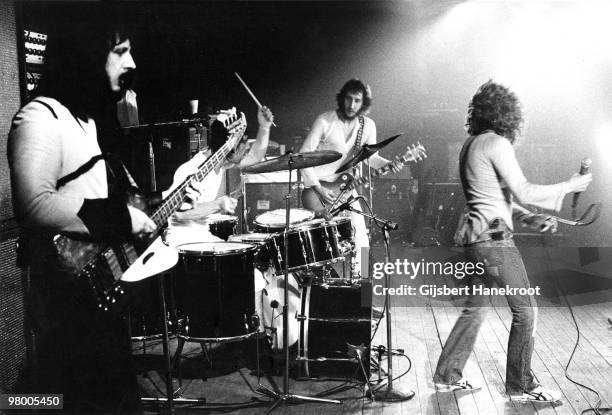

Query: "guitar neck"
left=345, top=157, right=406, bottom=191
left=149, top=150, right=230, bottom=228
left=149, top=116, right=245, bottom=229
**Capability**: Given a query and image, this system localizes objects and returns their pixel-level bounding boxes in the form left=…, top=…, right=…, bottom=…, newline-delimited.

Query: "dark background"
left=16, top=0, right=611, bottom=247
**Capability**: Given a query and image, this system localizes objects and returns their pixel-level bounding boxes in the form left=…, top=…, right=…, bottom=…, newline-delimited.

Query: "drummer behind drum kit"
left=165, top=151, right=371, bottom=373
left=132, top=129, right=422, bottom=408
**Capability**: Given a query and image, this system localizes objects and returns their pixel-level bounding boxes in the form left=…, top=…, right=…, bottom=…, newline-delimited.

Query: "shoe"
left=509, top=386, right=562, bottom=403
left=435, top=378, right=481, bottom=392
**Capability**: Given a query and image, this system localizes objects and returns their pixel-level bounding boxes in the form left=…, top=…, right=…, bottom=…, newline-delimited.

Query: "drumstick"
left=234, top=72, right=278, bottom=127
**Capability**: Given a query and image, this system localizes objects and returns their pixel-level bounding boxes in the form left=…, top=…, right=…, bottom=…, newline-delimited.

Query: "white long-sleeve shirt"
left=299, top=110, right=389, bottom=187
left=458, top=131, right=567, bottom=243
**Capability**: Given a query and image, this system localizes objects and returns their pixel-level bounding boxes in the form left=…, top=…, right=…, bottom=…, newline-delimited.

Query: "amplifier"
left=369, top=178, right=417, bottom=245
left=242, top=171, right=302, bottom=231
left=413, top=182, right=464, bottom=246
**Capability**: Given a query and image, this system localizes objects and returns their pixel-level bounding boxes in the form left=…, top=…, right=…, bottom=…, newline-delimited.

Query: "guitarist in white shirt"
left=300, top=79, right=400, bottom=277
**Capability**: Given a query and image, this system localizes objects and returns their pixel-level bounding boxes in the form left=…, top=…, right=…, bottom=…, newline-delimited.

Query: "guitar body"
left=53, top=236, right=137, bottom=311
left=301, top=174, right=353, bottom=217
left=301, top=143, right=427, bottom=217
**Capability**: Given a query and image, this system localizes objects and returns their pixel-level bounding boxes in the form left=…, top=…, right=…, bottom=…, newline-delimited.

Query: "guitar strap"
left=351, top=116, right=365, bottom=159
left=56, top=153, right=138, bottom=197
left=348, top=116, right=365, bottom=178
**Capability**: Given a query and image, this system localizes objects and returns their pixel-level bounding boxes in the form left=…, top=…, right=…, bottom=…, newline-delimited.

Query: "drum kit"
left=137, top=140, right=414, bottom=410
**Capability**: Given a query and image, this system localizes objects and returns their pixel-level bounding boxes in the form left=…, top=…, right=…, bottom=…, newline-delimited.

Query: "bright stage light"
left=595, top=123, right=612, bottom=155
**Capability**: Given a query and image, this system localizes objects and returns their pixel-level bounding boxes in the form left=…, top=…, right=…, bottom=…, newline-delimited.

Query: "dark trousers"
left=26, top=268, right=142, bottom=414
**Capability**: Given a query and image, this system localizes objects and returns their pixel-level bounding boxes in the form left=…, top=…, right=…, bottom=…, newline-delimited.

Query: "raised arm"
left=239, top=106, right=274, bottom=168
left=489, top=135, right=591, bottom=212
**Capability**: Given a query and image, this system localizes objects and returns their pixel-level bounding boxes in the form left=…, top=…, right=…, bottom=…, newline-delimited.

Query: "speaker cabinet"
left=369, top=178, right=418, bottom=245
left=0, top=235, right=28, bottom=393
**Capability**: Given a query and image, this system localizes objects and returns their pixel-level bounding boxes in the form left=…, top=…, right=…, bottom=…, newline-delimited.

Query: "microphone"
left=330, top=195, right=356, bottom=215
left=383, top=220, right=399, bottom=231
left=572, top=158, right=591, bottom=212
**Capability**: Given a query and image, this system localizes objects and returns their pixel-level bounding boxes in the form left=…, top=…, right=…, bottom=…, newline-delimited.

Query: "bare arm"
left=239, top=106, right=274, bottom=168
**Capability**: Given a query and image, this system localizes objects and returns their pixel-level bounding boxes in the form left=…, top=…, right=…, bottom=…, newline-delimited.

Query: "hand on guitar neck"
left=302, top=142, right=427, bottom=218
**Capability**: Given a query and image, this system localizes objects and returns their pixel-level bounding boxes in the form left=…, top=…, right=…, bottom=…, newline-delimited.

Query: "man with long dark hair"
left=300, top=79, right=397, bottom=277
left=433, top=80, right=591, bottom=402
left=5, top=13, right=217, bottom=411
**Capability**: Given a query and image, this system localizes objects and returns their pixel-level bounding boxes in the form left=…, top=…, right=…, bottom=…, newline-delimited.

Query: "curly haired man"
left=433, top=80, right=591, bottom=403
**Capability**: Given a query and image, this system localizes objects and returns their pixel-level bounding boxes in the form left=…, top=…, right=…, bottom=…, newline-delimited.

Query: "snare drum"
left=204, top=213, right=238, bottom=241
left=175, top=242, right=258, bottom=339
left=270, top=219, right=343, bottom=273
left=254, top=208, right=314, bottom=232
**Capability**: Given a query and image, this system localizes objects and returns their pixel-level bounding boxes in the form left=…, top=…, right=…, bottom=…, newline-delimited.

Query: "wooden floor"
left=137, top=245, right=612, bottom=414
left=137, top=300, right=612, bottom=414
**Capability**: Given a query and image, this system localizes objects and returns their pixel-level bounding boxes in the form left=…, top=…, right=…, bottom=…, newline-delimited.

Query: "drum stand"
left=256, top=153, right=342, bottom=412
left=342, top=201, right=415, bottom=402
left=140, top=272, right=207, bottom=412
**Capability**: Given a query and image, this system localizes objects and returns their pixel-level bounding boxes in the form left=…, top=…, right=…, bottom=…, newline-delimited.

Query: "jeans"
left=433, top=237, right=539, bottom=393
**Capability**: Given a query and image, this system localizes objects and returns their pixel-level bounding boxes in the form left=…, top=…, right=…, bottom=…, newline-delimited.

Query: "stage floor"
left=137, top=298, right=612, bottom=414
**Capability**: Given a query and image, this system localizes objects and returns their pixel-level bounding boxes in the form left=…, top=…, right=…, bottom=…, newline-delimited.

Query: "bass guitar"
left=301, top=143, right=427, bottom=217
left=53, top=109, right=247, bottom=312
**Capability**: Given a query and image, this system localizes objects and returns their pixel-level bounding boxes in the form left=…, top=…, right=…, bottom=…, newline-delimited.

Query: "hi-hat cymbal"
left=334, top=133, right=403, bottom=173
left=242, top=150, right=342, bottom=174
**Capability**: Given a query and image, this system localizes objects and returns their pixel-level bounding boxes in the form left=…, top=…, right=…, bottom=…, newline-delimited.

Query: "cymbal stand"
left=342, top=202, right=415, bottom=402
left=256, top=152, right=342, bottom=412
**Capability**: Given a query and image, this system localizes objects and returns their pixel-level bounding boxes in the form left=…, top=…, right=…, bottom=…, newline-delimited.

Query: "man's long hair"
left=466, top=80, right=523, bottom=144
left=336, top=79, right=372, bottom=116
left=36, top=12, right=133, bottom=151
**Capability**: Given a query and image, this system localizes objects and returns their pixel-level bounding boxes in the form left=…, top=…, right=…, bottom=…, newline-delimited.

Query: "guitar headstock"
left=209, top=107, right=247, bottom=153
left=401, top=142, right=427, bottom=163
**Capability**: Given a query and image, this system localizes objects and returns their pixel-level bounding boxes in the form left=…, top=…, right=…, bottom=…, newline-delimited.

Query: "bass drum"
left=297, top=280, right=372, bottom=379
left=258, top=270, right=302, bottom=351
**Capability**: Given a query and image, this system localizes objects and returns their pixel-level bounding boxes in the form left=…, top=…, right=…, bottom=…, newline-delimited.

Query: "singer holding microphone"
left=433, top=80, right=592, bottom=403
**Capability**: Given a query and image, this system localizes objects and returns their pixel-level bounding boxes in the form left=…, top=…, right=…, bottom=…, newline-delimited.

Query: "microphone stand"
left=341, top=201, right=415, bottom=402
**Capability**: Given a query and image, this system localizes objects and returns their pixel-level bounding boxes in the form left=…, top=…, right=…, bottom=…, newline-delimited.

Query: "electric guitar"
left=53, top=109, right=247, bottom=312
left=301, top=143, right=427, bottom=217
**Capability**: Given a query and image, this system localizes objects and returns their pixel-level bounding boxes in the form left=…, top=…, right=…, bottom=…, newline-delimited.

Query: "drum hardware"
left=243, top=151, right=343, bottom=410
left=138, top=272, right=207, bottom=410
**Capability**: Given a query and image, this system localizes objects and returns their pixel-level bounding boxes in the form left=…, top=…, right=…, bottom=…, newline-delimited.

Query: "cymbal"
left=334, top=133, right=403, bottom=173
left=242, top=150, right=342, bottom=174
